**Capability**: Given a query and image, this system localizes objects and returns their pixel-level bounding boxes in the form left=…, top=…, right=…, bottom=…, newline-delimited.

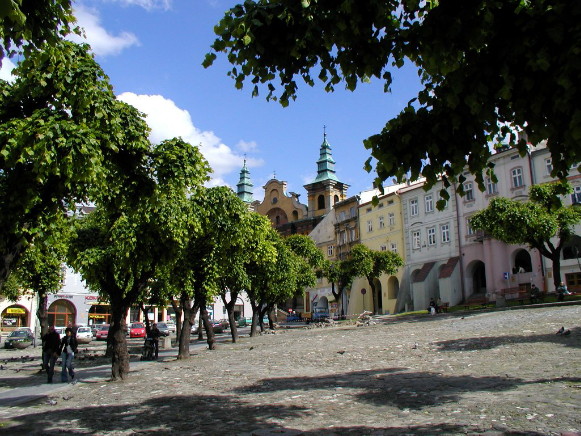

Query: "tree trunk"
left=109, top=304, right=130, bottom=381
left=221, top=291, right=239, bottom=343
left=36, top=291, right=48, bottom=337
left=140, top=303, right=151, bottom=334
left=227, top=305, right=238, bottom=343
left=250, top=300, right=259, bottom=337
left=197, top=317, right=204, bottom=340
left=170, top=299, right=182, bottom=341
left=177, top=294, right=198, bottom=360
left=200, top=305, right=216, bottom=350
left=552, top=253, right=563, bottom=289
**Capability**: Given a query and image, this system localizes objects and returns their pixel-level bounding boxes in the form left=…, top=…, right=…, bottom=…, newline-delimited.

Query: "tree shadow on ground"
left=234, top=367, right=581, bottom=410
left=1, top=394, right=546, bottom=436
left=3, top=394, right=308, bottom=435
left=433, top=326, right=581, bottom=351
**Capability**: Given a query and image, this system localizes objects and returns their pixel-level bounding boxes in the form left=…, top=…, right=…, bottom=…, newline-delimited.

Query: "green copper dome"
left=313, top=134, right=341, bottom=183
left=236, top=159, right=254, bottom=203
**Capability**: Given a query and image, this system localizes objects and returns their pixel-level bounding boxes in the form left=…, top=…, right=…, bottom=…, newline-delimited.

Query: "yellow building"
left=348, top=185, right=406, bottom=315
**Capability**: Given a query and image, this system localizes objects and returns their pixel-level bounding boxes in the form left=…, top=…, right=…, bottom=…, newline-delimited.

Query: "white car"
left=54, top=327, right=66, bottom=340
left=166, top=322, right=176, bottom=333
left=76, top=326, right=93, bottom=344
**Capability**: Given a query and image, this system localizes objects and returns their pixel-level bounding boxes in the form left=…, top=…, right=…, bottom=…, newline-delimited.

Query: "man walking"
left=42, top=326, right=61, bottom=384
left=59, top=327, right=78, bottom=383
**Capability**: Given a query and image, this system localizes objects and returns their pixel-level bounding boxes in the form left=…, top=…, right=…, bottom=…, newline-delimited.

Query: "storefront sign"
left=89, top=314, right=106, bottom=319
left=6, top=308, right=26, bottom=314
left=54, top=294, right=74, bottom=299
left=85, top=295, right=99, bottom=301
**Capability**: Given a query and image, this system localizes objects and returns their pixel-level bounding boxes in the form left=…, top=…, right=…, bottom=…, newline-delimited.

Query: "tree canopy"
left=0, top=40, right=154, bottom=290
left=205, top=0, right=581, bottom=197
left=470, top=183, right=581, bottom=288
left=0, top=0, right=75, bottom=62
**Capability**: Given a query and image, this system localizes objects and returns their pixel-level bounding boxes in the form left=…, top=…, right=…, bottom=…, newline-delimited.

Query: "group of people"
left=41, top=326, right=78, bottom=384
left=428, top=298, right=443, bottom=315
left=557, top=282, right=573, bottom=302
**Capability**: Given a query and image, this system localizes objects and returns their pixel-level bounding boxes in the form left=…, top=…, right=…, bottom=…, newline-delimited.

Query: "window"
left=441, top=224, right=450, bottom=243
left=572, top=186, right=581, bottom=204
left=464, top=182, right=474, bottom=201
left=366, top=207, right=372, bottom=213
left=427, top=227, right=436, bottom=245
left=409, top=199, right=419, bottom=216
left=390, top=242, right=398, bottom=253
left=380, top=245, right=387, bottom=252
left=378, top=202, right=384, bottom=209
left=339, top=231, right=347, bottom=245
left=486, top=177, right=498, bottom=195
left=425, top=194, right=434, bottom=213
left=317, top=195, right=325, bottom=209
left=378, top=216, right=385, bottom=229
left=545, top=158, right=553, bottom=175
left=350, top=228, right=356, bottom=242
left=367, top=220, right=373, bottom=232
left=327, top=245, right=334, bottom=257
left=349, top=206, right=356, bottom=218
left=412, top=230, right=421, bottom=249
left=388, top=212, right=395, bottom=226
left=511, top=168, right=524, bottom=188
left=466, top=218, right=475, bottom=235
left=339, top=211, right=346, bottom=221
left=387, top=200, right=394, bottom=205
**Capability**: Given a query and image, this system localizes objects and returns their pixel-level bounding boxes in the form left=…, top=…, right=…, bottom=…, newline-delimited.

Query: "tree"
left=218, top=212, right=275, bottom=343
left=0, top=40, right=153, bottom=291
left=470, top=183, right=581, bottom=290
left=68, top=138, right=210, bottom=380
left=205, top=1, right=581, bottom=201
left=2, top=216, right=69, bottom=337
left=349, top=244, right=404, bottom=314
left=0, top=0, right=75, bottom=62
left=322, top=258, right=355, bottom=317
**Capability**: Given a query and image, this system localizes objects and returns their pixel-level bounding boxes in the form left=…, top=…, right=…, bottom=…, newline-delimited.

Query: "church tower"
left=236, top=159, right=254, bottom=204
left=304, top=130, right=349, bottom=218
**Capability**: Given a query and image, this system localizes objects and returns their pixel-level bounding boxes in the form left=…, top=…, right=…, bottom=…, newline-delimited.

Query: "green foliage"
left=470, top=183, right=581, bottom=248
left=350, top=244, right=404, bottom=280
left=0, top=0, right=75, bottom=61
left=207, top=0, right=581, bottom=198
left=0, top=40, right=152, bottom=288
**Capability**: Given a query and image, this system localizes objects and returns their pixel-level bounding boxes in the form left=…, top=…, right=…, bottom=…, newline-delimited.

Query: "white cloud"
left=117, top=92, right=262, bottom=185
left=109, top=0, right=171, bottom=10
left=237, top=140, right=258, bottom=153
left=0, top=58, right=16, bottom=83
left=71, top=5, right=139, bottom=56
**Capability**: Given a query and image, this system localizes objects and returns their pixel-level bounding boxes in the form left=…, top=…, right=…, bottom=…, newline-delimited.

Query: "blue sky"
left=2, top=0, right=423, bottom=200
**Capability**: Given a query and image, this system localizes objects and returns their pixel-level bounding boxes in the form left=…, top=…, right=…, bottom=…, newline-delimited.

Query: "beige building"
left=348, top=185, right=406, bottom=315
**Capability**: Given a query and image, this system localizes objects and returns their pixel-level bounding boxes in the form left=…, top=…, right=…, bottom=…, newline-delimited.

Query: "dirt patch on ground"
left=1, top=306, right=580, bottom=435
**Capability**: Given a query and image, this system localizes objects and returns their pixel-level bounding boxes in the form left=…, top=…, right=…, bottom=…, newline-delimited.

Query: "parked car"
left=156, top=322, right=171, bottom=337
left=129, top=322, right=146, bottom=338
left=95, top=324, right=110, bottom=340
left=210, top=320, right=224, bottom=334
left=4, top=329, right=34, bottom=349
left=165, top=321, right=176, bottom=333
left=237, top=317, right=252, bottom=327
left=76, top=326, right=93, bottom=344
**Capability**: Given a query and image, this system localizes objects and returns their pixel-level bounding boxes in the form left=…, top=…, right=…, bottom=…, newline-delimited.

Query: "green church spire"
left=237, top=159, right=254, bottom=203
left=313, top=129, right=341, bottom=183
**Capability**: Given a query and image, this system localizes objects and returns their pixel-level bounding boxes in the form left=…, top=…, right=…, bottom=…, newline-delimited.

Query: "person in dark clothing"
left=59, top=327, right=78, bottom=382
left=147, top=323, right=161, bottom=359
left=42, top=326, right=61, bottom=384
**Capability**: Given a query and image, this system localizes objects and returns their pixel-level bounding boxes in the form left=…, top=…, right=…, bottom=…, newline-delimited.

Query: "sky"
left=2, top=0, right=423, bottom=201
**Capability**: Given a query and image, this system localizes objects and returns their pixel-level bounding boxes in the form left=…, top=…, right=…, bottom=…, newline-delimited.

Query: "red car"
left=129, top=322, right=146, bottom=338
left=95, top=324, right=110, bottom=340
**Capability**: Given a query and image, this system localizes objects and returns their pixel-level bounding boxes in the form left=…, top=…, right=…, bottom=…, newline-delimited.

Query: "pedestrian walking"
left=41, top=326, right=61, bottom=384
left=59, top=327, right=78, bottom=383
left=147, top=323, right=161, bottom=359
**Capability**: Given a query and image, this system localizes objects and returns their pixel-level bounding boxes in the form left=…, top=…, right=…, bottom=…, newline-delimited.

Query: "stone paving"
left=0, top=305, right=580, bottom=435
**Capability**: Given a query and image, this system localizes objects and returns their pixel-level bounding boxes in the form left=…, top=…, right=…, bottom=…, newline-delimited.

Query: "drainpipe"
left=453, top=183, right=467, bottom=302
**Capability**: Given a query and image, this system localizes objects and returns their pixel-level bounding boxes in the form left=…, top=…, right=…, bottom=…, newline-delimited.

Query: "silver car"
left=76, top=326, right=93, bottom=344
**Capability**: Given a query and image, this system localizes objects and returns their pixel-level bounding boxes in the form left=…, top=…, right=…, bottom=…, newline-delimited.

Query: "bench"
left=464, top=297, right=491, bottom=310
left=439, top=302, right=450, bottom=313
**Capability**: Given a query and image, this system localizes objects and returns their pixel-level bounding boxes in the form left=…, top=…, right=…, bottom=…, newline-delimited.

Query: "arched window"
left=563, top=235, right=581, bottom=260
left=292, top=210, right=299, bottom=221
left=317, top=195, right=325, bottom=210
left=48, top=299, right=76, bottom=327
left=334, top=195, right=339, bottom=205
left=514, top=249, right=532, bottom=273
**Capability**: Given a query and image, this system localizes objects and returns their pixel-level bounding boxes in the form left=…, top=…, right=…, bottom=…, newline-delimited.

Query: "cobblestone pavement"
left=0, top=306, right=580, bottom=435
